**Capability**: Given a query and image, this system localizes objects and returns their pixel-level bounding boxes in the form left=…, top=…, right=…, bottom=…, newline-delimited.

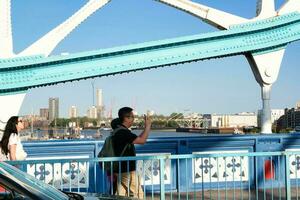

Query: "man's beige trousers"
left=116, top=171, right=144, bottom=199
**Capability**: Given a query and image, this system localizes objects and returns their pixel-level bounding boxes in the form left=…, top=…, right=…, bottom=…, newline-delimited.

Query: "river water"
left=84, top=129, right=205, bottom=140
left=29, top=129, right=208, bottom=140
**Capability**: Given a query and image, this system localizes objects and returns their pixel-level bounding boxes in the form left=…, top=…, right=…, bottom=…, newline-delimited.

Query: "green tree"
left=49, top=118, right=70, bottom=128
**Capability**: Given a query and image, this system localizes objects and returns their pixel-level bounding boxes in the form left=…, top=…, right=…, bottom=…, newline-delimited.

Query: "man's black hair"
left=111, top=118, right=121, bottom=129
left=118, top=107, right=133, bottom=123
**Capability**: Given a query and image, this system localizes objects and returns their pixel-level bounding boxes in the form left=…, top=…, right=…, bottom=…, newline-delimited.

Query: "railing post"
left=285, top=153, right=291, bottom=200
left=160, top=158, right=165, bottom=200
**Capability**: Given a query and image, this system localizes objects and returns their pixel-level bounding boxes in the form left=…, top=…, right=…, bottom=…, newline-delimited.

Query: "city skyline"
left=15, top=0, right=299, bottom=118
left=34, top=97, right=300, bottom=121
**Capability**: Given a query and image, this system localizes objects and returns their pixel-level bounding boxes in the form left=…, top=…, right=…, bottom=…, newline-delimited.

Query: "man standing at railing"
left=113, top=107, right=151, bottom=199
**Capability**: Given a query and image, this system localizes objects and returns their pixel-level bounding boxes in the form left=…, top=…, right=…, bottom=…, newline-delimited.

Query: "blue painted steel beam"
left=0, top=12, right=300, bottom=95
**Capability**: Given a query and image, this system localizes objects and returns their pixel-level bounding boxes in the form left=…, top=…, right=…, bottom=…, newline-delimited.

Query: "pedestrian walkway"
left=147, top=189, right=289, bottom=200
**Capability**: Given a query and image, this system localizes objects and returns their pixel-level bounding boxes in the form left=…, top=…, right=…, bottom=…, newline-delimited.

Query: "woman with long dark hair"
left=0, top=116, right=27, bottom=161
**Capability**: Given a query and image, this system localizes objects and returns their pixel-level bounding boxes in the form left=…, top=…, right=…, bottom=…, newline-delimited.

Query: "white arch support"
left=156, top=0, right=247, bottom=29
left=0, top=0, right=111, bottom=126
left=249, top=49, right=286, bottom=86
left=157, top=0, right=279, bottom=30
left=20, top=0, right=111, bottom=57
left=157, top=0, right=289, bottom=133
left=255, top=0, right=276, bottom=19
left=278, top=0, right=300, bottom=15
left=246, top=49, right=285, bottom=134
left=0, top=0, right=14, bottom=58
left=0, top=93, right=26, bottom=131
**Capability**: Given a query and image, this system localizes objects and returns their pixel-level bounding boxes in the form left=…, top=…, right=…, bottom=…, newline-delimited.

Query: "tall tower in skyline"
left=49, top=97, right=59, bottom=122
left=96, top=88, right=104, bottom=119
left=69, top=106, right=77, bottom=118
left=87, top=106, right=97, bottom=119
left=96, top=89, right=103, bottom=107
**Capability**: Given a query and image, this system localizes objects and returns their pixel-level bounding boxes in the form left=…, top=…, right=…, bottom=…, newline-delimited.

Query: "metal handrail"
left=5, top=150, right=300, bottom=199
left=7, top=151, right=290, bottom=165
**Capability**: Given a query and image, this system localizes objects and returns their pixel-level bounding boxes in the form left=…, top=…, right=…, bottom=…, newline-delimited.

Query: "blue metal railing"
left=7, top=151, right=300, bottom=199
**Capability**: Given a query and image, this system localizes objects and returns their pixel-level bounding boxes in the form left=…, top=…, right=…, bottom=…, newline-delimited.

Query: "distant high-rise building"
left=296, top=101, right=300, bottom=109
left=69, top=106, right=78, bottom=118
left=96, top=88, right=104, bottom=119
left=40, top=108, right=49, bottom=120
left=87, top=106, right=97, bottom=119
left=49, top=97, right=59, bottom=122
left=96, top=89, right=103, bottom=107
left=276, top=108, right=300, bottom=131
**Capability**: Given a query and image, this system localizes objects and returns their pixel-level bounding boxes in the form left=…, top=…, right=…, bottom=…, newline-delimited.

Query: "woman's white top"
left=8, top=133, right=27, bottom=160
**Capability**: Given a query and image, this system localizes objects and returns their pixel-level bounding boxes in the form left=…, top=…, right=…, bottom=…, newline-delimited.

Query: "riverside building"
left=210, top=112, right=257, bottom=128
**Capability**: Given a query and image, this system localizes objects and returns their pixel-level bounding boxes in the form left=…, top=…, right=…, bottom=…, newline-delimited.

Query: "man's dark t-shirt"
left=112, top=125, right=137, bottom=173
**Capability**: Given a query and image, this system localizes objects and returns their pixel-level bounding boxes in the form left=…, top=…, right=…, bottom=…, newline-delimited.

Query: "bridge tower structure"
left=0, top=0, right=110, bottom=129
left=157, top=0, right=300, bottom=133
left=0, top=0, right=300, bottom=134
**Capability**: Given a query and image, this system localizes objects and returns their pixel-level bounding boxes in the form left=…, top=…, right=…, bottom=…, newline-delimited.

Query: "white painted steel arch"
left=279, top=0, right=300, bottom=15
left=0, top=0, right=110, bottom=129
left=0, top=0, right=13, bottom=58
left=20, top=0, right=111, bottom=57
left=156, top=0, right=247, bottom=29
left=1, top=0, right=300, bottom=133
left=255, top=0, right=276, bottom=19
left=157, top=0, right=300, bottom=133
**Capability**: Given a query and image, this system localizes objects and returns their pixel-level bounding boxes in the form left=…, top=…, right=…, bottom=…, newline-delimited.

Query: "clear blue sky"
left=14, top=0, right=299, bottom=117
